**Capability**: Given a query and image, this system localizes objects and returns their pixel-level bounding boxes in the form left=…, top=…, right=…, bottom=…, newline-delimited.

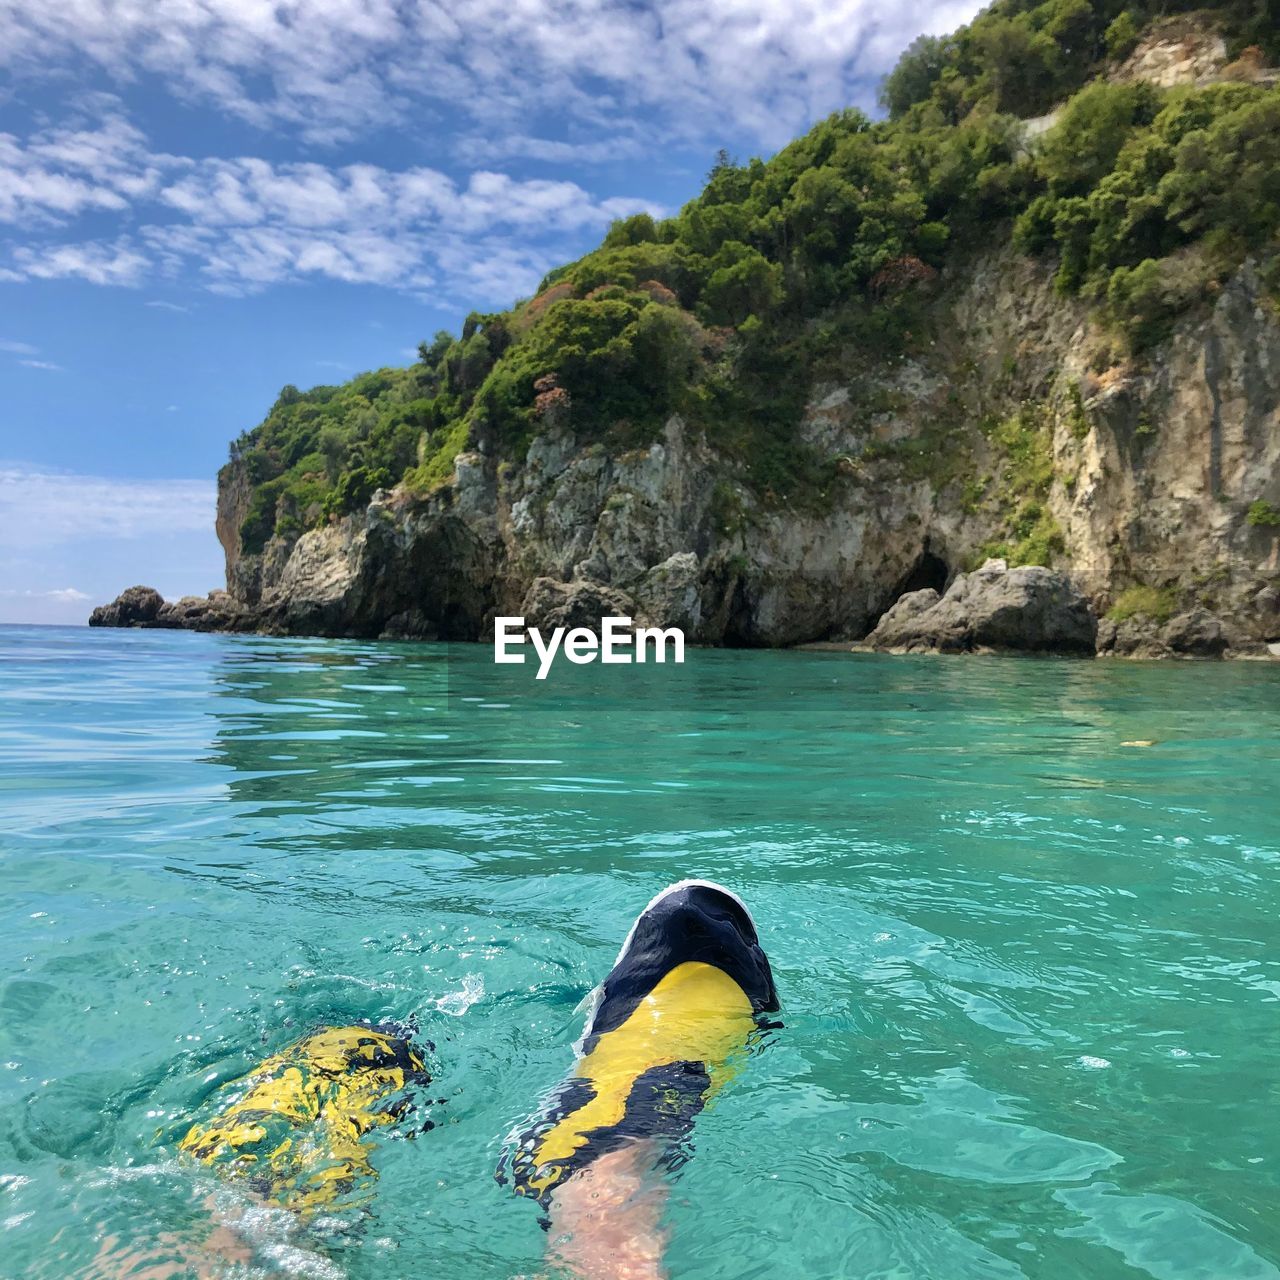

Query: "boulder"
left=1095, top=616, right=1171, bottom=659
left=865, top=559, right=1097, bottom=654
left=88, top=585, right=165, bottom=627
left=1161, top=608, right=1229, bottom=657
left=1096, top=607, right=1234, bottom=658
left=633, top=552, right=702, bottom=633
left=89, top=586, right=256, bottom=632
left=520, top=577, right=641, bottom=634
left=380, top=608, right=436, bottom=641
left=156, top=591, right=248, bottom=632
left=869, top=587, right=940, bottom=641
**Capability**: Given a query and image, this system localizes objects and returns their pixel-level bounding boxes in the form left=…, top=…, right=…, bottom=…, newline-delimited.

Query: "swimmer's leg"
left=546, top=1141, right=670, bottom=1280
left=90, top=1194, right=254, bottom=1279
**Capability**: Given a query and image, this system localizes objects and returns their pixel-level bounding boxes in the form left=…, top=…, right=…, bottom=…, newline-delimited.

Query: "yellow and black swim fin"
left=179, top=1024, right=434, bottom=1214
left=503, top=880, right=779, bottom=1206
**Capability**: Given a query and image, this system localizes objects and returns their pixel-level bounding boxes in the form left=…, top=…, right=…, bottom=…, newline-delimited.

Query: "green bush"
left=1108, top=584, right=1178, bottom=621
left=1013, top=81, right=1280, bottom=344
left=700, top=244, right=783, bottom=326
left=1036, top=81, right=1160, bottom=196
left=1247, top=499, right=1280, bottom=527
left=1105, top=10, right=1141, bottom=59
left=1107, top=251, right=1216, bottom=347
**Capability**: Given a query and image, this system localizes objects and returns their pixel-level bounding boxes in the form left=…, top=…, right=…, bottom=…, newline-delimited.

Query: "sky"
left=0, top=0, right=984, bottom=624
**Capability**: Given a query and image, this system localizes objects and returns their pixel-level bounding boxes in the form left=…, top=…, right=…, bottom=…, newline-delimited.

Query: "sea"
left=2, top=625, right=1278, bottom=1279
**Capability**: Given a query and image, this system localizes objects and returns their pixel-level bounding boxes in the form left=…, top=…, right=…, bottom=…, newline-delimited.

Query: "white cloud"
left=0, top=0, right=986, bottom=148
left=0, top=466, right=216, bottom=546
left=0, top=6, right=990, bottom=303
left=151, top=156, right=659, bottom=238
left=0, top=114, right=165, bottom=222
left=0, top=338, right=39, bottom=354
left=0, top=586, right=89, bottom=602
left=461, top=132, right=649, bottom=167
left=10, top=238, right=150, bottom=286
left=17, top=358, right=62, bottom=370
left=0, top=116, right=663, bottom=300
left=145, top=299, right=191, bottom=312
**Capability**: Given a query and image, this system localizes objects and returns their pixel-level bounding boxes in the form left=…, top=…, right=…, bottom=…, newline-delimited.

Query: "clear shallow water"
left=2, top=625, right=1278, bottom=1280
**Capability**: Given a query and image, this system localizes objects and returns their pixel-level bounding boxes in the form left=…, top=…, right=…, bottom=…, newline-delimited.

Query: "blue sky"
left=0, top=0, right=983, bottom=624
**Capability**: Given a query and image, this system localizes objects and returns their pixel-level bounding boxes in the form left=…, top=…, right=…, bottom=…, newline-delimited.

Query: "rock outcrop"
left=520, top=578, right=643, bottom=634
left=1096, top=607, right=1233, bottom=659
left=864, top=559, right=1098, bottom=654
left=157, top=592, right=251, bottom=633
left=89, top=587, right=250, bottom=632
left=1112, top=17, right=1279, bottom=90
left=89, top=585, right=164, bottom=628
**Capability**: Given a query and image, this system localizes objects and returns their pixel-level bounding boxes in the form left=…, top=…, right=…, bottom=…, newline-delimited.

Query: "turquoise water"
left=2, top=626, right=1279, bottom=1280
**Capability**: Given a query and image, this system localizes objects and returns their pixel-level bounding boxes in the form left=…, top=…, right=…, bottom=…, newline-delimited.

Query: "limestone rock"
left=380, top=608, right=436, bottom=641
left=1099, top=606, right=1231, bottom=658
left=1161, top=608, right=1229, bottom=657
left=156, top=591, right=249, bottom=632
left=1112, top=21, right=1228, bottom=88
left=633, top=552, right=702, bottom=633
left=871, top=587, right=941, bottom=640
left=88, top=585, right=165, bottom=627
left=866, top=560, right=1097, bottom=654
left=519, top=577, right=641, bottom=634
left=1095, top=616, right=1170, bottom=659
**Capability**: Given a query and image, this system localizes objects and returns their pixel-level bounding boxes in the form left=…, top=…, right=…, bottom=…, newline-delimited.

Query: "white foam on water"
left=225, top=1202, right=345, bottom=1280
left=435, top=972, right=484, bottom=1016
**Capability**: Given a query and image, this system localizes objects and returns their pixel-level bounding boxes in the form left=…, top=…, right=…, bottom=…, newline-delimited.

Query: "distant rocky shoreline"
left=89, top=558, right=1279, bottom=660
left=90, top=586, right=251, bottom=634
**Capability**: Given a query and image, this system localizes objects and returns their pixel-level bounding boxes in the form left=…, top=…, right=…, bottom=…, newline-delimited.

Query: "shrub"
left=1107, top=251, right=1216, bottom=347
left=700, top=244, right=783, bottom=326
left=1105, top=10, right=1141, bottom=59
left=1012, top=81, right=1280, bottom=343
left=1108, top=584, right=1178, bottom=621
left=1247, top=499, right=1280, bottom=527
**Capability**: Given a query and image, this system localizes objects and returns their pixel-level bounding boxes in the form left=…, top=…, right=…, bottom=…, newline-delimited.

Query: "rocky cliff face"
left=163, top=245, right=1277, bottom=655
left=1062, top=261, right=1280, bottom=650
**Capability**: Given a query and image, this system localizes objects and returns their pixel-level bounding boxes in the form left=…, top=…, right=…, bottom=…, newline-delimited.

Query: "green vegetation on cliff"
left=229, top=0, right=1280, bottom=555
left=972, top=403, right=1067, bottom=567
left=881, top=0, right=1277, bottom=121
left=1015, top=78, right=1280, bottom=344
left=1108, top=583, right=1180, bottom=621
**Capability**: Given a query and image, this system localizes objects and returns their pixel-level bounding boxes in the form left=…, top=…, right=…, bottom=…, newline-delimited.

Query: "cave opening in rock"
left=860, top=546, right=951, bottom=640
left=898, top=548, right=949, bottom=597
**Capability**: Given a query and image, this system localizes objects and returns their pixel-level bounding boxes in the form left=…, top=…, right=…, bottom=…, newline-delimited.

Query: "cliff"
left=92, top=4, right=1280, bottom=657
left=177, top=247, right=1276, bottom=655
